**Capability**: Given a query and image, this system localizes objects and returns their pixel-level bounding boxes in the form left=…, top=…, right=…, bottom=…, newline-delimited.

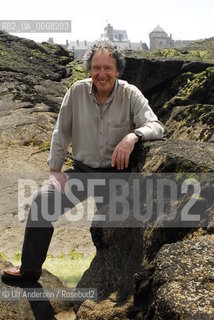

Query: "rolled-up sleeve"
left=47, top=88, right=73, bottom=170
left=132, top=89, right=164, bottom=140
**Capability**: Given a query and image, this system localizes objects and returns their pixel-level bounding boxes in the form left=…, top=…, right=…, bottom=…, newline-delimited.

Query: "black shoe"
left=1, top=266, right=42, bottom=282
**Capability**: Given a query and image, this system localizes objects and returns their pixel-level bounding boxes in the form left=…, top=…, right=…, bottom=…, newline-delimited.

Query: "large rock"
left=75, top=138, right=214, bottom=318
left=0, top=31, right=73, bottom=80
left=123, top=42, right=214, bottom=144
left=136, top=235, right=214, bottom=320
left=140, top=139, right=214, bottom=172
left=0, top=31, right=73, bottom=145
left=122, top=48, right=214, bottom=100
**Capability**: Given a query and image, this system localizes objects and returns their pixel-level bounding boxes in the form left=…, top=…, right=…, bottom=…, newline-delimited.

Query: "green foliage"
left=68, top=250, right=84, bottom=260
left=23, top=139, right=50, bottom=152
left=68, top=60, right=89, bottom=88
left=162, top=101, right=175, bottom=114
left=0, top=252, right=8, bottom=261
left=9, top=249, right=94, bottom=287
left=43, top=251, right=94, bottom=286
left=199, top=50, right=211, bottom=60
left=13, top=251, right=22, bottom=261
left=125, top=37, right=214, bottom=63
left=160, top=48, right=182, bottom=57
left=179, top=70, right=208, bottom=97
left=64, top=151, right=73, bottom=167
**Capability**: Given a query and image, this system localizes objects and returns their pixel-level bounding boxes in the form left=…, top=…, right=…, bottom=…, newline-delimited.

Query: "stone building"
left=67, top=23, right=148, bottom=58
left=149, top=25, right=194, bottom=50
left=101, top=23, right=129, bottom=42
left=101, top=23, right=148, bottom=51
left=67, top=40, right=93, bottom=59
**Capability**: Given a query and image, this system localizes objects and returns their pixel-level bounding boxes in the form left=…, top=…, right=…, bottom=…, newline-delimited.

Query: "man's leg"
left=2, top=168, right=87, bottom=281
left=20, top=183, right=62, bottom=273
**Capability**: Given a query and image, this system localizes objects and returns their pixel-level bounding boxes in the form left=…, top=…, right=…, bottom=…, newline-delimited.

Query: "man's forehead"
left=92, top=49, right=113, bottom=58
left=95, top=48, right=111, bottom=53
left=91, top=50, right=115, bottom=63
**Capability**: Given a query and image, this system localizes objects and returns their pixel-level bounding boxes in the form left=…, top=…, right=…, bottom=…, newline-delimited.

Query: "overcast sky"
left=1, top=0, right=213, bottom=47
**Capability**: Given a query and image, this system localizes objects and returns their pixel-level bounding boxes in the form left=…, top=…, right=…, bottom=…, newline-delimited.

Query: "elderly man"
left=2, top=41, right=164, bottom=282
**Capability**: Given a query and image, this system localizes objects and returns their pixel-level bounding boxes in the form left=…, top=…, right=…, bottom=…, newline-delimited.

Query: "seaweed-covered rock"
left=122, top=40, right=214, bottom=145
left=0, top=31, right=73, bottom=80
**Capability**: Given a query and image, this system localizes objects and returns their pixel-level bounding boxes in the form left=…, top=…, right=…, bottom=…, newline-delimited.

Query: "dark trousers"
left=20, top=161, right=130, bottom=272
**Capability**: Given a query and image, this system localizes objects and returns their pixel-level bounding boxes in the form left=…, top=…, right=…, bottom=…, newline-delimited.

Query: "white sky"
left=1, top=0, right=213, bottom=47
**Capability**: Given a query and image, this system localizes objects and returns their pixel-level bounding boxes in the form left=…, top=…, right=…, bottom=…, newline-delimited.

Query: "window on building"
left=118, top=34, right=123, bottom=41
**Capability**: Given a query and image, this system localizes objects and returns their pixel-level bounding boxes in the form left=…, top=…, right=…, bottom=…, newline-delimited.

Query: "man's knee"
left=29, top=184, right=60, bottom=224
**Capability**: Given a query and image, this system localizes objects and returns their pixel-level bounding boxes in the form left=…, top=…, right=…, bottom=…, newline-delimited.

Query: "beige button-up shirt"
left=47, top=78, right=164, bottom=169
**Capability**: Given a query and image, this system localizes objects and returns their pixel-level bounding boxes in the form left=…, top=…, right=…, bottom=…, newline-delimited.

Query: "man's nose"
left=98, top=68, right=106, bottom=77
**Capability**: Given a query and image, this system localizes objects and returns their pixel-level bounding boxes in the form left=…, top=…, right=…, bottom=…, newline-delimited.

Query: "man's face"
left=90, top=50, right=119, bottom=97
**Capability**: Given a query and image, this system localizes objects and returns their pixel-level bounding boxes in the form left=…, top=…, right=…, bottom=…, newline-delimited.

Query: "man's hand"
left=111, top=132, right=139, bottom=170
left=50, top=169, right=69, bottom=194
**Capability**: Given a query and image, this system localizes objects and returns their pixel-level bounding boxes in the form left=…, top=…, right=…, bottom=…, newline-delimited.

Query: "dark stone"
left=122, top=57, right=213, bottom=98
left=151, top=236, right=214, bottom=319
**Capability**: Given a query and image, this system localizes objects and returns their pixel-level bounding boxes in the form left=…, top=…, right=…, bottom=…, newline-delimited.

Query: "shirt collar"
left=89, top=78, right=118, bottom=103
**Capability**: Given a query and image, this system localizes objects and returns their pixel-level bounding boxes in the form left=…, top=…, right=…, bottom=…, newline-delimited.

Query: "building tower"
left=104, top=23, right=114, bottom=41
left=149, top=25, right=174, bottom=50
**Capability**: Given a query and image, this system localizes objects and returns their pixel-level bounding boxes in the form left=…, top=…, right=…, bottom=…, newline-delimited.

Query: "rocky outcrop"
left=0, top=31, right=75, bottom=146
left=138, top=139, right=214, bottom=172
left=0, top=32, right=92, bottom=320
left=75, top=235, right=214, bottom=320
left=122, top=56, right=212, bottom=98
left=1, top=32, right=214, bottom=319
left=123, top=41, right=214, bottom=143
left=134, top=235, right=214, bottom=320
left=75, top=39, right=214, bottom=319
left=153, top=235, right=214, bottom=319
left=74, top=138, right=214, bottom=319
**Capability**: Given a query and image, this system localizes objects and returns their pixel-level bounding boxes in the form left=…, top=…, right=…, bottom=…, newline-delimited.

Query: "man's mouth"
left=98, top=79, right=108, bottom=84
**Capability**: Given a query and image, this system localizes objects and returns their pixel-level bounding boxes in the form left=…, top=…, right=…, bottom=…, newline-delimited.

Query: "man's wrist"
left=131, top=133, right=139, bottom=144
left=132, top=129, right=144, bottom=142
